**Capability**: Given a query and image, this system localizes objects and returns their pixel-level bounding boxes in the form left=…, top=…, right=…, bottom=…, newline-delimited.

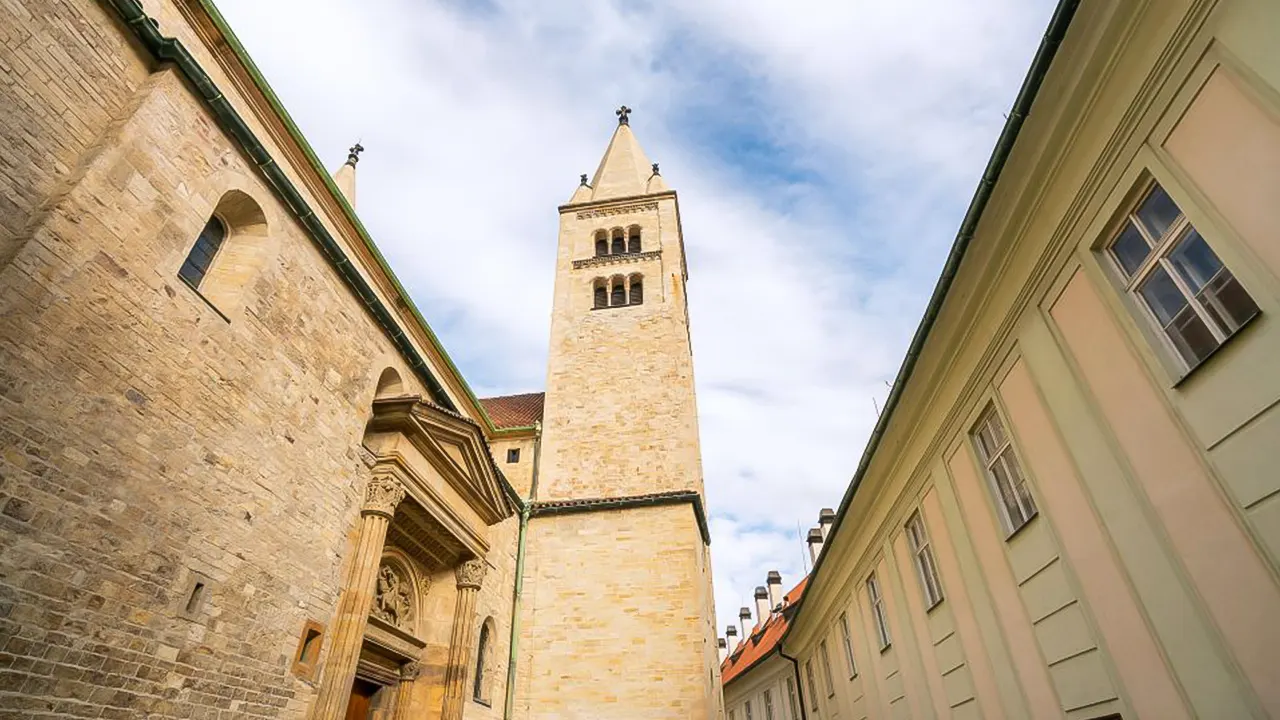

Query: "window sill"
left=1172, top=311, right=1261, bottom=388
left=1002, top=511, right=1039, bottom=543
left=473, top=698, right=491, bottom=708
left=177, top=276, right=231, bottom=324
left=878, top=642, right=891, bottom=655
left=590, top=303, right=642, bottom=312
left=925, top=597, right=945, bottom=614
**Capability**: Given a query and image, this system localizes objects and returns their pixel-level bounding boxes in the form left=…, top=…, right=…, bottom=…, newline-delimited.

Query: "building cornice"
left=529, top=490, right=711, bottom=545
left=572, top=250, right=661, bottom=271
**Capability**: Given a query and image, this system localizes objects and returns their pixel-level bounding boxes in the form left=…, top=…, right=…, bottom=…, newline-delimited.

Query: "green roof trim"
left=111, top=0, right=508, bottom=430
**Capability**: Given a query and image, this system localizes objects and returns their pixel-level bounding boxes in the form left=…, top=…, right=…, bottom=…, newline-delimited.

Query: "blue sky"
left=210, top=0, right=1056, bottom=633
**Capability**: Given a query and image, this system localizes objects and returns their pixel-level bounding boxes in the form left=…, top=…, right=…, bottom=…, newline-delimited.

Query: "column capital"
left=455, top=559, right=487, bottom=589
left=363, top=475, right=406, bottom=519
left=399, top=661, right=422, bottom=681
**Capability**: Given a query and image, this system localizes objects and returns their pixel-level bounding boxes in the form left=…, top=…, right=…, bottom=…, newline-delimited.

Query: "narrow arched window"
left=178, top=216, right=227, bottom=289
left=473, top=618, right=494, bottom=704
left=628, top=228, right=641, bottom=254
left=595, top=233, right=608, bottom=257
left=611, top=230, right=625, bottom=255
left=593, top=280, right=607, bottom=309
left=629, top=275, right=643, bottom=305
left=610, top=276, right=626, bottom=307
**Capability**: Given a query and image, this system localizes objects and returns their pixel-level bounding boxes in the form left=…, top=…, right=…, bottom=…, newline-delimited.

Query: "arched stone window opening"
left=595, top=232, right=608, bottom=257
left=611, top=229, right=625, bottom=255
left=593, top=278, right=608, bottom=309
left=627, top=226, right=641, bottom=254
left=374, top=367, right=404, bottom=399
left=178, top=189, right=270, bottom=315
left=178, top=215, right=227, bottom=288
left=473, top=616, right=497, bottom=705
left=610, top=275, right=626, bottom=307
left=629, top=274, right=643, bottom=305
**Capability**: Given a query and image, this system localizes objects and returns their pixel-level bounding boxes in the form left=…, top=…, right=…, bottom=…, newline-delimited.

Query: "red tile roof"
left=479, top=392, right=545, bottom=429
left=721, top=576, right=808, bottom=686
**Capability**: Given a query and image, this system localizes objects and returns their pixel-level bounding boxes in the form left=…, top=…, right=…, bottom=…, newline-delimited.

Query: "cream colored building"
left=0, top=0, right=718, bottom=718
left=773, top=1, right=1280, bottom=719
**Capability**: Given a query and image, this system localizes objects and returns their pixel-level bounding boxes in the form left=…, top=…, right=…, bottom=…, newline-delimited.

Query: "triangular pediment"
left=367, top=396, right=515, bottom=526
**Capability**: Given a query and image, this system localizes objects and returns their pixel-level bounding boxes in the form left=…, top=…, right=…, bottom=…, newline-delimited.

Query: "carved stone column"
left=310, top=476, right=406, bottom=719
left=440, top=559, right=487, bottom=720
left=390, top=661, right=421, bottom=720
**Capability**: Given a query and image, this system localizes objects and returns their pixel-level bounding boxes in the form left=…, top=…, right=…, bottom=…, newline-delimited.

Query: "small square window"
left=506, top=448, right=520, bottom=463
left=1105, top=180, right=1259, bottom=370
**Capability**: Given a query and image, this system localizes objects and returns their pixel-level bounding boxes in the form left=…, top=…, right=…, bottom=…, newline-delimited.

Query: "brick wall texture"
left=0, top=1, right=719, bottom=718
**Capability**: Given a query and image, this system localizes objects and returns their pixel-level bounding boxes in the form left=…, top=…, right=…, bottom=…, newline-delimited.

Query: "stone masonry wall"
left=0, top=2, right=516, bottom=717
left=514, top=504, right=711, bottom=720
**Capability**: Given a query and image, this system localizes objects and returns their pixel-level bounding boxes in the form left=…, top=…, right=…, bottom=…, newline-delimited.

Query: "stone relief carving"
left=455, top=559, right=487, bottom=589
left=419, top=574, right=432, bottom=598
left=372, top=563, right=414, bottom=629
left=362, top=476, right=405, bottom=518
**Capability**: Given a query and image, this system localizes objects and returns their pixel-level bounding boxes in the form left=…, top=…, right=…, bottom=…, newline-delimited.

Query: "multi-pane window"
left=973, top=405, right=1037, bottom=535
left=819, top=639, right=836, bottom=696
left=867, top=573, right=891, bottom=650
left=786, top=677, right=801, bottom=720
left=628, top=229, right=641, bottom=253
left=1106, top=181, right=1259, bottom=368
left=805, top=660, right=820, bottom=711
left=838, top=612, right=857, bottom=677
left=178, top=216, right=227, bottom=289
left=611, top=231, right=625, bottom=255
left=763, top=690, right=775, bottom=720
left=905, top=512, right=944, bottom=608
left=744, top=700, right=754, bottom=720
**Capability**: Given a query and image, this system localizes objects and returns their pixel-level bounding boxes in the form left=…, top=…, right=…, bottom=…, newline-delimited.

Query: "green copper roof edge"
left=192, top=0, right=501, bottom=432
left=780, top=0, right=1081, bottom=646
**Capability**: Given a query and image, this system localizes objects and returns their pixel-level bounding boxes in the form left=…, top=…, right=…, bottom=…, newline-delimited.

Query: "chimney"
left=738, top=606, right=752, bottom=640
left=807, top=526, right=824, bottom=564
left=818, top=508, right=836, bottom=540
left=725, top=625, right=739, bottom=653
left=717, top=637, right=728, bottom=664
left=766, top=570, right=784, bottom=610
left=753, top=586, right=770, bottom=627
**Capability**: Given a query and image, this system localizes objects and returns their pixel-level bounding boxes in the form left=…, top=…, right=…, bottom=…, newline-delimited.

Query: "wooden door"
left=344, top=678, right=379, bottom=720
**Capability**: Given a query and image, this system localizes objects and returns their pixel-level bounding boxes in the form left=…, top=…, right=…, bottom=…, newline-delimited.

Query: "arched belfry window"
left=629, top=274, right=643, bottom=305
left=178, top=216, right=227, bottom=288
left=595, top=232, right=608, bottom=257
left=474, top=617, right=496, bottom=704
left=628, top=227, right=641, bottom=254
left=610, top=275, right=626, bottom=307
left=611, top=230, right=625, bottom=255
left=593, top=279, right=608, bottom=309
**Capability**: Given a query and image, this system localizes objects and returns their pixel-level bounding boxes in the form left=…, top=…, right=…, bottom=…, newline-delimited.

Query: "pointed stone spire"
left=333, top=141, right=363, bottom=207
left=577, top=106, right=662, bottom=202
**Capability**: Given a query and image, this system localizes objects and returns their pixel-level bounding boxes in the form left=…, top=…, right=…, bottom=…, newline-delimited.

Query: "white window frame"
left=867, top=572, right=891, bottom=650
left=819, top=639, right=836, bottom=697
left=763, top=689, right=776, bottom=720
left=786, top=676, right=801, bottom=720
left=1104, top=179, right=1259, bottom=371
left=838, top=612, right=857, bottom=678
left=805, top=659, right=820, bottom=712
left=905, top=511, right=945, bottom=608
left=972, top=405, right=1038, bottom=536
left=744, top=700, right=754, bottom=720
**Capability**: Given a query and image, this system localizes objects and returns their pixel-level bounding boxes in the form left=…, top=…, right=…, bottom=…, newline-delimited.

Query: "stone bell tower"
left=513, top=107, right=722, bottom=718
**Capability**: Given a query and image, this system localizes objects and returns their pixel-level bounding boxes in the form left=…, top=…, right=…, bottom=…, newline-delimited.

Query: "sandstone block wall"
left=537, top=196, right=704, bottom=502
left=0, top=2, right=516, bottom=717
left=514, top=504, right=712, bottom=719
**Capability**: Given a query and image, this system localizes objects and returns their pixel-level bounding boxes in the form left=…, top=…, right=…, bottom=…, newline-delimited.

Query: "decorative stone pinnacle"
left=579, top=173, right=588, bottom=186
left=616, top=105, right=631, bottom=126
left=651, top=162, right=660, bottom=176
left=346, top=141, right=365, bottom=166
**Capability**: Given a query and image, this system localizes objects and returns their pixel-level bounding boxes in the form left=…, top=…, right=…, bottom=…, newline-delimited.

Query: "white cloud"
left=210, top=0, right=1053, bottom=635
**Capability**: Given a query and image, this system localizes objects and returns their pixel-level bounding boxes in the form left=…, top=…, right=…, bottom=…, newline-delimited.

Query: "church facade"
left=0, top=1, right=720, bottom=718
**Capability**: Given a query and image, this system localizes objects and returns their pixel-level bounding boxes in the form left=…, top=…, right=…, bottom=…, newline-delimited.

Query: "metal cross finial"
left=579, top=173, right=589, bottom=186
left=651, top=162, right=660, bottom=176
left=616, top=105, right=632, bottom=126
left=346, top=141, right=365, bottom=166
